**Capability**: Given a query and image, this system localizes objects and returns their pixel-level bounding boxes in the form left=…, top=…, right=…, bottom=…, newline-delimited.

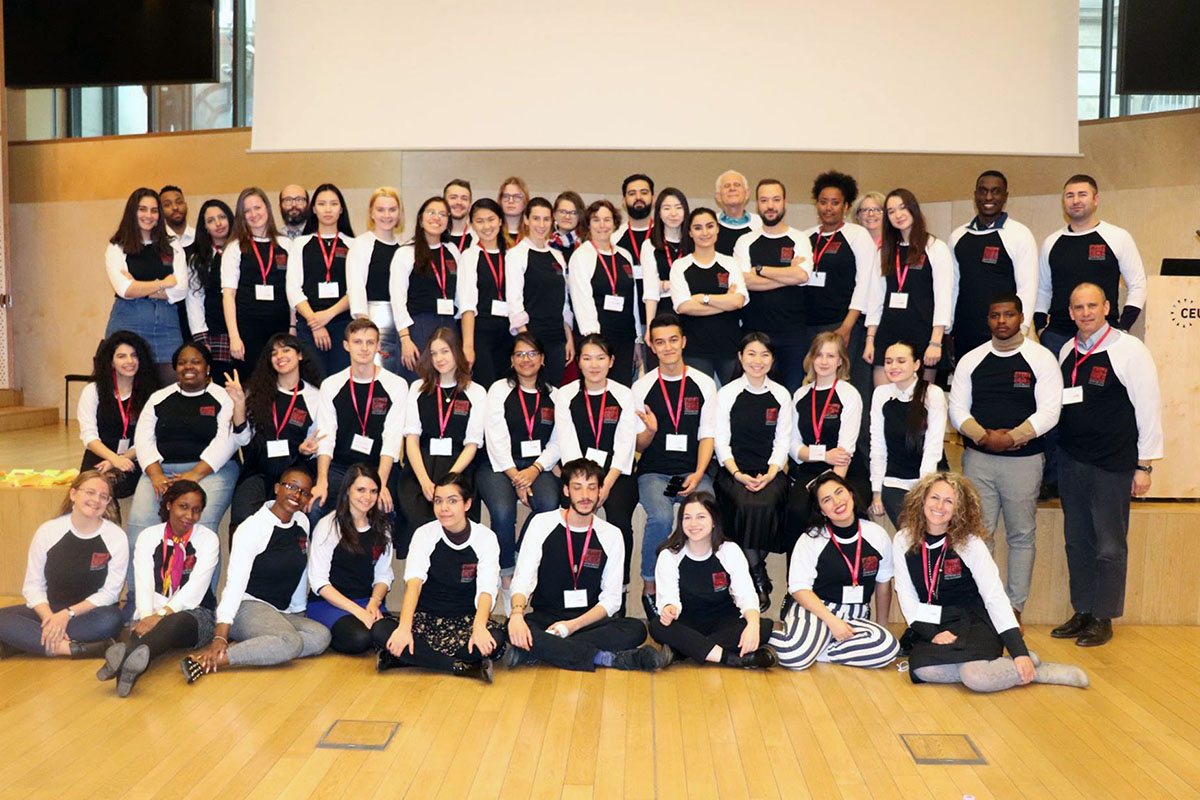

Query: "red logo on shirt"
left=683, top=396, right=700, bottom=415
left=943, top=557, right=962, bottom=578
left=460, top=563, right=477, bottom=582
left=1089, top=366, right=1108, bottom=386
left=199, top=405, right=216, bottom=417
left=1013, top=371, right=1032, bottom=388
left=825, top=402, right=841, bottom=419
left=372, top=543, right=386, bottom=562
left=910, top=254, right=927, bottom=268
left=712, top=571, right=729, bottom=591
left=288, top=408, right=308, bottom=427
left=89, top=552, right=111, bottom=570
left=540, top=407, right=555, bottom=423
left=183, top=554, right=196, bottom=573
left=780, top=247, right=795, bottom=261
left=161, top=251, right=175, bottom=266
left=1088, top=244, right=1107, bottom=261
left=982, top=246, right=1001, bottom=264
left=335, top=246, right=349, bottom=258
left=862, top=555, right=879, bottom=576
left=582, top=548, right=603, bottom=568
left=603, top=406, right=620, bottom=423
left=452, top=399, right=470, bottom=416
left=297, top=535, right=308, bottom=554
left=275, top=252, right=288, bottom=267
left=765, top=407, right=779, bottom=425
left=621, top=261, right=634, bottom=277
left=717, top=272, right=730, bottom=289
left=825, top=240, right=843, bottom=254
left=370, top=397, right=389, bottom=414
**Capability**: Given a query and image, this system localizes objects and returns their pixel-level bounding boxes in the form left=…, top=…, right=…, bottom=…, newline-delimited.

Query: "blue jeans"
left=106, top=295, right=183, bottom=365
left=636, top=472, right=714, bottom=581
left=476, top=462, right=562, bottom=573
left=124, top=458, right=239, bottom=613
left=0, top=603, right=123, bottom=655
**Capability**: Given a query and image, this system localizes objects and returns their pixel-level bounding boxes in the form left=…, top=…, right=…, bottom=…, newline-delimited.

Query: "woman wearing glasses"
left=569, top=201, right=641, bottom=385
left=497, top=176, right=529, bottom=245
left=550, top=191, right=585, bottom=263
left=507, top=198, right=574, bottom=385
left=853, top=191, right=886, bottom=249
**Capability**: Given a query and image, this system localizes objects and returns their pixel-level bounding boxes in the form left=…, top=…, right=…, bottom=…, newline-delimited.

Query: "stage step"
left=0, top=406, right=58, bottom=432
left=0, top=389, right=24, bottom=408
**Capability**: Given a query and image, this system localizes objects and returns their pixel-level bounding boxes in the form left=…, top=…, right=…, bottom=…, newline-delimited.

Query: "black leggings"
left=370, top=617, right=508, bottom=671
left=648, top=612, right=773, bottom=664
left=600, top=473, right=639, bottom=585
left=124, top=611, right=201, bottom=661
left=329, top=616, right=375, bottom=655
left=520, top=610, right=647, bottom=671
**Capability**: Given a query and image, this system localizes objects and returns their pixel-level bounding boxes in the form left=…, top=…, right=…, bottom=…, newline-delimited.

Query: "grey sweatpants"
left=226, top=599, right=331, bottom=667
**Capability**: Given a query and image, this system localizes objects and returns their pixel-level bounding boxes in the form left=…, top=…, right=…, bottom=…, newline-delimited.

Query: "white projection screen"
left=251, top=0, right=1079, bottom=156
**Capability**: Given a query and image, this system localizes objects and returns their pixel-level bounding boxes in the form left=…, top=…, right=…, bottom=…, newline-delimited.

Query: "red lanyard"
left=584, top=388, right=608, bottom=449
left=811, top=380, right=838, bottom=442
left=1071, top=326, right=1112, bottom=386
left=456, top=228, right=469, bottom=252
left=113, top=372, right=133, bottom=439
left=922, top=538, right=948, bottom=603
left=481, top=249, right=504, bottom=299
left=348, top=373, right=377, bottom=436
left=657, top=368, right=688, bottom=434
left=272, top=383, right=301, bottom=439
left=664, top=241, right=678, bottom=268
left=430, top=246, right=449, bottom=298
left=518, top=387, right=541, bottom=440
left=436, top=385, right=459, bottom=438
left=596, top=248, right=620, bottom=293
left=627, top=226, right=650, bottom=261
left=828, top=522, right=863, bottom=586
left=812, top=224, right=843, bottom=270
left=563, top=510, right=595, bottom=589
left=316, top=234, right=340, bottom=282
left=894, top=249, right=911, bottom=292
left=252, top=239, right=276, bottom=284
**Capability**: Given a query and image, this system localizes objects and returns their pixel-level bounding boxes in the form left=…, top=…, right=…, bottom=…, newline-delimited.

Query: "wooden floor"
left=2, top=619, right=1200, bottom=800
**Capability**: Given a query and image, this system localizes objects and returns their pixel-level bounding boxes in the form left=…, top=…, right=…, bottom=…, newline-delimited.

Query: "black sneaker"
left=611, top=644, right=660, bottom=672
left=180, top=656, right=205, bottom=684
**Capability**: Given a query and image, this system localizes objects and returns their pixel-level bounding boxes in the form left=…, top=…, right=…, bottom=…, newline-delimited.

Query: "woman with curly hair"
left=892, top=472, right=1088, bottom=692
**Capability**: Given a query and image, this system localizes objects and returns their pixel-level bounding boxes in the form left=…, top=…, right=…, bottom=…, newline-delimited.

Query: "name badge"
left=603, top=294, right=625, bottom=312
left=351, top=434, right=375, bottom=454
left=520, top=439, right=542, bottom=458
left=563, top=589, right=589, bottom=609
left=255, top=284, right=275, bottom=302
left=430, top=437, right=453, bottom=456
left=266, top=439, right=290, bottom=459
left=491, top=299, right=509, bottom=317
left=807, top=444, right=827, bottom=462
left=436, top=298, right=455, bottom=316
left=807, top=272, right=827, bottom=288
left=317, top=281, right=340, bottom=299
left=1062, top=386, right=1084, bottom=405
left=117, top=438, right=131, bottom=455
left=665, top=433, right=689, bottom=452
left=842, top=585, right=865, bottom=605
left=889, top=292, right=908, bottom=309
left=585, top=447, right=608, bottom=466
left=914, top=602, right=942, bottom=625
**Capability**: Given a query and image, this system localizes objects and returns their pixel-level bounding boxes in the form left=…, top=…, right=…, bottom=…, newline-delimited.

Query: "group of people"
left=0, top=165, right=1162, bottom=696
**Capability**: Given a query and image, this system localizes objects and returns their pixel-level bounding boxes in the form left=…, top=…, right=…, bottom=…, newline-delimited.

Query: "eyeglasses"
left=280, top=482, right=313, bottom=499
left=423, top=210, right=448, bottom=220
left=280, top=197, right=307, bottom=206
left=857, top=208, right=883, bottom=217
left=555, top=209, right=579, bottom=217
left=79, top=487, right=112, bottom=503
left=501, top=193, right=526, bottom=202
left=513, top=350, right=542, bottom=359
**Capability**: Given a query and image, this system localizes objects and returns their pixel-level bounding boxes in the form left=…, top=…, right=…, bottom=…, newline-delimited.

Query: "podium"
left=1143, top=274, right=1200, bottom=499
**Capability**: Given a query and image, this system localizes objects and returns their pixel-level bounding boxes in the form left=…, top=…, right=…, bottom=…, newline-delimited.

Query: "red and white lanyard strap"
left=894, top=249, right=912, bottom=293
left=112, top=371, right=133, bottom=439
left=584, top=389, right=609, bottom=449
left=316, top=234, right=340, bottom=282
left=627, top=227, right=649, bottom=262
left=828, top=522, right=863, bottom=586
left=657, top=368, right=688, bottom=434
left=812, top=224, right=843, bottom=270
left=1071, top=326, right=1112, bottom=386
left=436, top=386, right=460, bottom=438
left=481, top=249, right=504, bottom=299
left=349, top=373, right=377, bottom=436
left=596, top=249, right=620, bottom=294
left=518, top=387, right=541, bottom=440
left=431, top=246, right=450, bottom=298
left=811, top=380, right=838, bottom=443
left=922, top=538, right=948, bottom=603
left=272, top=383, right=301, bottom=438
left=252, top=239, right=276, bottom=284
left=563, top=510, right=596, bottom=589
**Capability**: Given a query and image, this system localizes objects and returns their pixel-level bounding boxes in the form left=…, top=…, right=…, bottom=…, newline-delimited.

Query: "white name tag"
left=520, top=439, right=542, bottom=458
left=563, top=589, right=589, bottom=609
left=351, top=434, right=375, bottom=454
left=255, top=284, right=275, bottom=302
left=436, top=298, right=455, bottom=316
left=889, top=292, right=909, bottom=309
left=665, top=433, right=689, bottom=452
left=317, top=281, right=339, bottom=299
left=491, top=299, right=509, bottom=317
left=430, top=437, right=453, bottom=456
left=266, top=439, right=290, bottom=459
left=842, top=585, right=865, bottom=605
left=1062, top=386, right=1084, bottom=405
left=807, top=444, right=827, bottom=462
left=914, top=602, right=942, bottom=625
left=807, top=272, right=827, bottom=288
left=603, top=294, right=625, bottom=312
left=117, top=438, right=131, bottom=455
left=585, top=447, right=608, bottom=466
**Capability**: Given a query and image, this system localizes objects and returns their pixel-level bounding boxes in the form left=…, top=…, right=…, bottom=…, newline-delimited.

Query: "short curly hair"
left=811, top=170, right=859, bottom=206
left=898, top=472, right=988, bottom=554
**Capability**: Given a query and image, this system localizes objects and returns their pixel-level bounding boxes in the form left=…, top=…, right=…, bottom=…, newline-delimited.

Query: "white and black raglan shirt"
left=948, top=214, right=1038, bottom=353
left=389, top=241, right=464, bottom=329
left=220, top=236, right=292, bottom=320
left=183, top=245, right=227, bottom=337
left=216, top=502, right=310, bottom=624
left=788, top=520, right=893, bottom=619
left=668, top=253, right=749, bottom=357
left=307, top=514, right=395, bottom=601
left=733, top=227, right=813, bottom=336
left=507, top=239, right=572, bottom=344
left=286, top=233, right=351, bottom=315
left=554, top=379, right=637, bottom=475
left=654, top=541, right=758, bottom=623
left=568, top=241, right=640, bottom=341
left=1055, top=326, right=1163, bottom=472
left=511, top=510, right=625, bottom=618
left=864, top=238, right=954, bottom=347
left=714, top=376, right=793, bottom=476
left=948, top=337, right=1062, bottom=458
left=614, top=222, right=653, bottom=326
left=791, top=380, right=863, bottom=466
left=231, top=380, right=321, bottom=481
left=77, top=382, right=140, bottom=458
left=802, top=222, right=879, bottom=327
left=346, top=232, right=402, bottom=317
left=640, top=237, right=685, bottom=318
left=403, top=378, right=487, bottom=476
left=23, top=515, right=128, bottom=610
left=630, top=367, right=717, bottom=477
left=135, top=382, right=236, bottom=470
left=458, top=244, right=511, bottom=331
left=316, top=366, right=408, bottom=470
left=716, top=212, right=762, bottom=256
left=869, top=382, right=947, bottom=492
left=404, top=520, right=501, bottom=617
left=1036, top=221, right=1147, bottom=337
left=132, top=522, right=219, bottom=620
left=485, top=379, right=560, bottom=472
left=105, top=241, right=188, bottom=303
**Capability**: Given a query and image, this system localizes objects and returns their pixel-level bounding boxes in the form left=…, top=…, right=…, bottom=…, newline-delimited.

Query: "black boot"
left=116, top=644, right=151, bottom=698
left=641, top=594, right=658, bottom=620
left=1051, top=612, right=1094, bottom=639
left=752, top=562, right=773, bottom=613
left=376, top=650, right=411, bottom=673
left=452, top=659, right=494, bottom=683
left=69, top=638, right=114, bottom=659
left=726, top=647, right=778, bottom=670
left=1075, top=618, right=1113, bottom=647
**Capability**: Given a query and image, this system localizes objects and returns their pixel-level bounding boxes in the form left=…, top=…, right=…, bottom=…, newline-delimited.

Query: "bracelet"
left=511, top=604, right=527, bottom=614
left=929, top=342, right=942, bottom=348
left=400, top=333, right=411, bottom=339
left=213, top=636, right=228, bottom=644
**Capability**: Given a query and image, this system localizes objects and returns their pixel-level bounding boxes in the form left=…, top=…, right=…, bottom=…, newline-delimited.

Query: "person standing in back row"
left=713, top=170, right=762, bottom=256
left=221, top=188, right=292, bottom=372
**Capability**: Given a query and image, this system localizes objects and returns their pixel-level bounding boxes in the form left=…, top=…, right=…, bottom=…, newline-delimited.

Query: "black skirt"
left=714, top=468, right=789, bottom=553
left=905, top=604, right=1004, bottom=680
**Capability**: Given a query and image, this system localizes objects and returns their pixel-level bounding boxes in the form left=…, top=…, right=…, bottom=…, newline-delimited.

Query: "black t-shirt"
left=417, top=538, right=484, bottom=617
left=810, top=522, right=884, bottom=605
left=634, top=371, right=710, bottom=476
left=150, top=536, right=217, bottom=610
left=675, top=258, right=741, bottom=358
left=329, top=375, right=401, bottom=467
left=152, top=389, right=222, bottom=464
left=124, top=244, right=174, bottom=284
left=412, top=385, right=479, bottom=478
left=530, top=524, right=610, bottom=618
left=1058, top=349, right=1138, bottom=470
left=1046, top=230, right=1124, bottom=336
left=590, top=250, right=638, bottom=341
left=961, top=351, right=1042, bottom=457
left=727, top=388, right=781, bottom=476
left=324, top=529, right=389, bottom=601
left=407, top=244, right=458, bottom=318
left=677, top=552, right=741, bottom=623
left=497, top=385, right=556, bottom=469
left=877, top=244, right=936, bottom=347
left=794, top=385, right=845, bottom=454
left=241, top=382, right=316, bottom=480
left=646, top=241, right=680, bottom=317
left=882, top=396, right=923, bottom=480
left=567, top=389, right=625, bottom=471
left=522, top=248, right=568, bottom=344
left=742, top=232, right=806, bottom=334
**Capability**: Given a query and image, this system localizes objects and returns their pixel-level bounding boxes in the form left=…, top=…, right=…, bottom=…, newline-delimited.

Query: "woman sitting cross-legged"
left=770, top=471, right=899, bottom=670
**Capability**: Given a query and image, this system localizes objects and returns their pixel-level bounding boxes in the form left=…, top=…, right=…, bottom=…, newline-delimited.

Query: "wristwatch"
left=754, top=265, right=764, bottom=276
left=702, top=294, right=711, bottom=305
left=1135, top=465, right=1153, bottom=473
left=158, top=607, right=170, bottom=617
left=66, top=607, right=76, bottom=619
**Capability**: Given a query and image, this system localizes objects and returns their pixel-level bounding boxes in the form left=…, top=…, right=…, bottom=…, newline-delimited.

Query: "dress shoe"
left=1051, top=612, right=1093, bottom=639
left=376, top=650, right=410, bottom=673
left=736, top=647, right=778, bottom=670
left=116, top=644, right=151, bottom=697
left=1075, top=618, right=1113, bottom=647
left=452, top=659, right=494, bottom=683
left=611, top=645, right=661, bottom=672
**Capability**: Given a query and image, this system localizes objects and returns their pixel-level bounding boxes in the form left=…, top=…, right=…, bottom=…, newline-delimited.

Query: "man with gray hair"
left=714, top=170, right=762, bottom=256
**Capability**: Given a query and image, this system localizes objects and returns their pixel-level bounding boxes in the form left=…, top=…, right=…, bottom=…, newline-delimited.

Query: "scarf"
left=549, top=229, right=577, bottom=253
left=160, top=522, right=193, bottom=597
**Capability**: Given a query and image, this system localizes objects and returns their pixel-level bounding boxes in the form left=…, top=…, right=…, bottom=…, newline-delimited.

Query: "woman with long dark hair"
left=306, top=464, right=395, bottom=654
left=183, top=199, right=235, bottom=383
left=104, top=187, right=189, bottom=381
left=649, top=492, right=776, bottom=669
left=458, top=198, right=513, bottom=388
left=221, top=187, right=291, bottom=371
left=78, top=330, right=159, bottom=500
left=288, top=183, right=356, bottom=377
left=390, top=196, right=462, bottom=382
left=507, top=197, right=574, bottom=385
left=641, top=187, right=690, bottom=325
left=347, top=188, right=405, bottom=373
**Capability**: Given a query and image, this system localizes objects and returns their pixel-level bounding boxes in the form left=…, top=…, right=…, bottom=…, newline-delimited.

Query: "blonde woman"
left=347, top=187, right=405, bottom=373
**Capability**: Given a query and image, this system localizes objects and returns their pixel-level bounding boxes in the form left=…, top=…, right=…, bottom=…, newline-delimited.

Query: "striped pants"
left=769, top=601, right=898, bottom=670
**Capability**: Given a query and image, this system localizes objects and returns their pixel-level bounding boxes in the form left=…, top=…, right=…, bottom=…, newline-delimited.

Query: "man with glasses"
left=279, top=185, right=310, bottom=240
left=444, top=179, right=474, bottom=252
left=714, top=170, right=762, bottom=256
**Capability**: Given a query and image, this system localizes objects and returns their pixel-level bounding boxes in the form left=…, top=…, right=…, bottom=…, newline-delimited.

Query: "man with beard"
left=714, top=170, right=762, bottom=256
left=443, top=178, right=474, bottom=252
left=278, top=184, right=310, bottom=240
left=159, top=185, right=194, bottom=246
left=506, top=458, right=660, bottom=672
left=733, top=179, right=812, bottom=392
left=614, top=173, right=655, bottom=353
